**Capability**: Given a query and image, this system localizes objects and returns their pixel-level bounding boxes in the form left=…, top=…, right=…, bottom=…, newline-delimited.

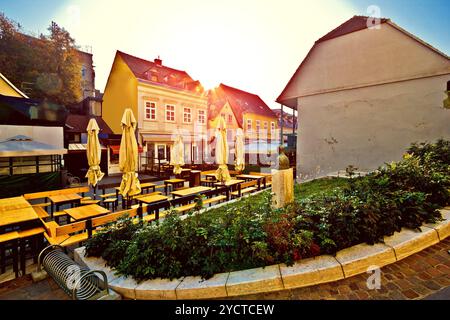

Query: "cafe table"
left=137, top=194, right=168, bottom=220
left=163, top=179, right=185, bottom=194
left=63, top=204, right=110, bottom=221
left=214, top=179, right=244, bottom=192
left=48, top=194, right=82, bottom=219
left=170, top=186, right=211, bottom=199
left=235, top=174, right=266, bottom=189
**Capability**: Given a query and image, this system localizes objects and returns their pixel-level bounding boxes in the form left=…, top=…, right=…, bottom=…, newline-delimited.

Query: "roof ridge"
left=219, top=83, right=259, bottom=97
left=117, top=50, right=189, bottom=75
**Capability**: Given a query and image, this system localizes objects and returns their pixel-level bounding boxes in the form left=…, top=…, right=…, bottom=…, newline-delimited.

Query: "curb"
left=74, top=207, right=450, bottom=300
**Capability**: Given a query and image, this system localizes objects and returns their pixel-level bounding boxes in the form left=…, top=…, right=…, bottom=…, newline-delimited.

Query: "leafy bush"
left=85, top=139, right=450, bottom=281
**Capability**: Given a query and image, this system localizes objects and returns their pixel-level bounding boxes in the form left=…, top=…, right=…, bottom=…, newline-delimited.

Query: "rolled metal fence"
left=37, top=245, right=109, bottom=300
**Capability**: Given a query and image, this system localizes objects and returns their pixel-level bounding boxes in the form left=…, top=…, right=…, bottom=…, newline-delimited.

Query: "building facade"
left=277, top=16, right=450, bottom=181
left=102, top=51, right=208, bottom=172
left=208, top=84, right=279, bottom=165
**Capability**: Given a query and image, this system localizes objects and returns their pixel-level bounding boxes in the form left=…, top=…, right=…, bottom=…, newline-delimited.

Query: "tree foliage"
left=0, top=13, right=82, bottom=105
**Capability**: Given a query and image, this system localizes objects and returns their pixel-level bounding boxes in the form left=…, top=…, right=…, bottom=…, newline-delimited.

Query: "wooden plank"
left=171, top=186, right=211, bottom=197
left=55, top=221, right=87, bottom=237
left=0, top=196, right=31, bottom=212
left=64, top=204, right=110, bottom=221
left=0, top=206, right=39, bottom=228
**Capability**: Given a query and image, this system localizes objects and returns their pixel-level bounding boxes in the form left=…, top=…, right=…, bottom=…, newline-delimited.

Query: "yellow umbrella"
left=170, top=134, right=185, bottom=175
left=215, top=116, right=231, bottom=182
left=119, top=108, right=141, bottom=198
left=85, top=118, right=104, bottom=189
left=234, top=128, right=245, bottom=173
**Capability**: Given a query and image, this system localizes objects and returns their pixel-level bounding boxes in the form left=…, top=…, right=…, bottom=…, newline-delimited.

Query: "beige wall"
left=296, top=74, right=450, bottom=181
left=137, top=82, right=207, bottom=146
left=283, top=23, right=450, bottom=100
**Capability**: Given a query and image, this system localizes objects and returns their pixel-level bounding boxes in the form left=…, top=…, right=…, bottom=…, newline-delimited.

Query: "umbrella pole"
left=93, top=185, right=97, bottom=200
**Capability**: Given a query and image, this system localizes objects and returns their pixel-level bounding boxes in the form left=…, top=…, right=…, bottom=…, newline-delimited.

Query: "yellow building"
left=208, top=83, right=279, bottom=147
left=102, top=51, right=208, bottom=171
left=0, top=73, right=28, bottom=98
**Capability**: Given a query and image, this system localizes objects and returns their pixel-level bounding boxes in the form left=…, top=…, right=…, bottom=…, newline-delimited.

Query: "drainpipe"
left=280, top=104, right=284, bottom=146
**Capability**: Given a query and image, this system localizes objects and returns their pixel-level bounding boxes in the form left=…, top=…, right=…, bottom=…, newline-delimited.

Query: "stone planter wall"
left=74, top=207, right=450, bottom=300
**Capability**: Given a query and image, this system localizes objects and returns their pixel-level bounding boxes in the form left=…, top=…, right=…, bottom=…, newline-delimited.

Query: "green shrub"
left=85, top=139, right=450, bottom=281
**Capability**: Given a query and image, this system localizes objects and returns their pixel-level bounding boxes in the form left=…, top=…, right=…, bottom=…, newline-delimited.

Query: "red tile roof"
left=208, top=84, right=277, bottom=127
left=116, top=51, right=204, bottom=94
left=316, top=15, right=389, bottom=43
left=272, top=109, right=297, bottom=129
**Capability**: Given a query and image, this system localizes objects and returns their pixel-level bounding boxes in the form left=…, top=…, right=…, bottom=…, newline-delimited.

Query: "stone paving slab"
left=383, top=227, right=440, bottom=261
left=280, top=255, right=344, bottom=289
left=335, top=243, right=396, bottom=278
left=135, top=277, right=183, bottom=300
left=176, top=273, right=229, bottom=299
left=226, top=265, right=284, bottom=297
left=425, top=209, right=450, bottom=240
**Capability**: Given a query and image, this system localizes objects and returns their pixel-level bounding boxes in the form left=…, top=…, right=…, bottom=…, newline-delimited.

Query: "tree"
left=0, top=13, right=82, bottom=105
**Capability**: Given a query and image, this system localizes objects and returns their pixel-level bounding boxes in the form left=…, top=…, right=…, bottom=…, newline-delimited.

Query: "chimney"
left=154, top=56, right=162, bottom=66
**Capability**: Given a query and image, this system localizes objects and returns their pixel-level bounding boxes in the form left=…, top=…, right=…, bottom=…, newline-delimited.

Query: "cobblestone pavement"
left=0, top=238, right=448, bottom=300
left=229, top=237, right=450, bottom=300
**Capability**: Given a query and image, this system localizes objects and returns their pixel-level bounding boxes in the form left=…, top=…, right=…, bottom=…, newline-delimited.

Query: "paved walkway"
left=0, top=238, right=448, bottom=300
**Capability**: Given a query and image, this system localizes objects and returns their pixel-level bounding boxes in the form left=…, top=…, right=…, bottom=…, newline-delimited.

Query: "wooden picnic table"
left=0, top=196, right=31, bottom=212
left=235, top=174, right=266, bottom=189
left=214, top=179, right=244, bottom=192
left=140, top=182, right=156, bottom=193
left=137, top=194, right=169, bottom=220
left=64, top=204, right=110, bottom=221
left=171, top=186, right=212, bottom=199
left=204, top=173, right=217, bottom=180
left=164, top=179, right=185, bottom=194
left=0, top=206, right=38, bottom=228
left=49, top=193, right=82, bottom=219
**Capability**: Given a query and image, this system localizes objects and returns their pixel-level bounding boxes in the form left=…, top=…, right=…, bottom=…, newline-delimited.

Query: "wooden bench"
left=231, top=180, right=258, bottom=198
left=89, top=208, right=140, bottom=236
left=40, top=218, right=88, bottom=248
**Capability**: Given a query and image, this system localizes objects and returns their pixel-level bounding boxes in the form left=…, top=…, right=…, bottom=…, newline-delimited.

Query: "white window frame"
left=144, top=101, right=157, bottom=120
left=271, top=121, right=275, bottom=133
left=256, top=120, right=260, bottom=132
left=165, top=104, right=175, bottom=122
left=228, top=114, right=233, bottom=124
left=183, top=107, right=192, bottom=123
left=198, top=110, right=206, bottom=124
left=247, top=119, right=252, bottom=131
left=263, top=121, right=268, bottom=130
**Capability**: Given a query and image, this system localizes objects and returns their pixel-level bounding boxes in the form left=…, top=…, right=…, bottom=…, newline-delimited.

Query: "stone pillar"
left=271, top=167, right=294, bottom=209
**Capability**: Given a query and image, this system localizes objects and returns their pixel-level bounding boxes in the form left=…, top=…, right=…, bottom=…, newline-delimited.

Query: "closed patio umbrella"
left=85, top=118, right=104, bottom=192
left=170, top=134, right=185, bottom=175
left=119, top=108, right=141, bottom=199
left=215, top=116, right=231, bottom=182
left=234, top=128, right=245, bottom=173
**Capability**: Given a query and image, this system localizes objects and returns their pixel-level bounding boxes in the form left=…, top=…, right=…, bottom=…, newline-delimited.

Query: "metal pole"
left=280, top=104, right=284, bottom=146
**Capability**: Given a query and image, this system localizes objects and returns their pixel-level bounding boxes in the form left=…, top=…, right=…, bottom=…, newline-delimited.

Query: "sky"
left=1, top=0, right=449, bottom=113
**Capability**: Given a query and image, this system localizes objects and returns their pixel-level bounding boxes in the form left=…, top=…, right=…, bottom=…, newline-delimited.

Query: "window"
left=221, top=113, right=226, bottom=119
left=166, top=104, right=175, bottom=122
left=271, top=122, right=275, bottom=132
left=263, top=121, right=268, bottom=130
left=145, top=101, right=156, bottom=120
left=198, top=110, right=206, bottom=124
left=183, top=107, right=192, bottom=123
left=228, top=114, right=233, bottom=124
left=247, top=119, right=252, bottom=131
left=256, top=120, right=260, bottom=132
left=81, top=67, right=86, bottom=79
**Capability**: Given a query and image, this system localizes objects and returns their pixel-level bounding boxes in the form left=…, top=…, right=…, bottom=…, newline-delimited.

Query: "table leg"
left=50, top=202, right=54, bottom=219
left=20, top=238, right=26, bottom=276
left=0, top=243, right=5, bottom=274
left=165, top=183, right=168, bottom=195
left=12, top=239, right=18, bottom=278
left=257, top=178, right=261, bottom=190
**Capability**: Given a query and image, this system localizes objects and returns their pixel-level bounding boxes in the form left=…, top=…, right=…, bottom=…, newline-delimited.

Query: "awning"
left=0, top=135, right=67, bottom=157
left=110, top=144, right=143, bottom=155
left=68, top=143, right=107, bottom=153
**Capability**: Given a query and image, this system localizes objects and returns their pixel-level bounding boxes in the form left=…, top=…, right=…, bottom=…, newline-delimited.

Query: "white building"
left=277, top=16, right=450, bottom=181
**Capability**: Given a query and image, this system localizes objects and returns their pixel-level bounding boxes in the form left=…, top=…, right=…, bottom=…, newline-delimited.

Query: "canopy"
left=234, top=128, right=245, bottom=172
left=85, top=118, right=104, bottom=187
left=170, top=134, right=185, bottom=175
left=215, top=117, right=231, bottom=182
left=0, top=135, right=67, bottom=157
left=118, top=109, right=141, bottom=197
